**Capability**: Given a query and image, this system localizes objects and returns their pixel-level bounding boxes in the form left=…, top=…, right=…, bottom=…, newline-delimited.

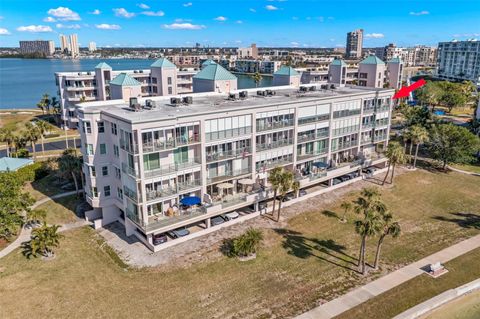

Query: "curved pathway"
left=447, top=165, right=480, bottom=177
left=0, top=190, right=89, bottom=260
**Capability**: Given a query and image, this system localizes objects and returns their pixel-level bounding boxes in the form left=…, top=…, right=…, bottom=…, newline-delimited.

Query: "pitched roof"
left=109, top=73, right=142, bottom=86
left=0, top=157, right=33, bottom=172
left=388, top=57, right=402, bottom=64
left=193, top=64, right=237, bottom=81
left=360, top=55, right=385, bottom=65
left=95, top=62, right=112, bottom=69
left=151, top=58, right=177, bottom=68
left=274, top=66, right=300, bottom=76
left=201, top=59, right=217, bottom=67
left=330, top=59, right=347, bottom=66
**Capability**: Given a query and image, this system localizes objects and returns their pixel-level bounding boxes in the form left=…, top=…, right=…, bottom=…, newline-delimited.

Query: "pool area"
left=434, top=110, right=446, bottom=116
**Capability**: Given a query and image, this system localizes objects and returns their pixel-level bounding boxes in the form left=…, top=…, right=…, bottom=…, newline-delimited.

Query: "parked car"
left=362, top=167, right=377, bottom=175
left=211, top=215, right=226, bottom=226
left=239, top=205, right=256, bottom=214
left=168, top=228, right=190, bottom=238
left=223, top=211, right=240, bottom=221
left=346, top=172, right=359, bottom=179
left=333, top=178, right=342, bottom=185
left=299, top=189, right=307, bottom=197
left=153, top=233, right=168, bottom=245
left=339, top=175, right=351, bottom=182
left=277, top=193, right=295, bottom=202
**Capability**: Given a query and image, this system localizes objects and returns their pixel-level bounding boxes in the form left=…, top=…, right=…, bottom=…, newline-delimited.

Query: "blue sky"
left=0, top=0, right=479, bottom=48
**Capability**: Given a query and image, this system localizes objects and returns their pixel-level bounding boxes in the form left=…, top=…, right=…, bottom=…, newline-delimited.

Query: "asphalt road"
left=0, top=138, right=81, bottom=157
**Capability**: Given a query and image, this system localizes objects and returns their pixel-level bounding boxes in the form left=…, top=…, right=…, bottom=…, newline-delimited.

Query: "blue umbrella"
left=180, top=196, right=201, bottom=206
left=312, top=161, right=328, bottom=168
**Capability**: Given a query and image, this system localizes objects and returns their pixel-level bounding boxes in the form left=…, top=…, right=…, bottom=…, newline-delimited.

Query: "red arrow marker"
left=392, top=78, right=426, bottom=99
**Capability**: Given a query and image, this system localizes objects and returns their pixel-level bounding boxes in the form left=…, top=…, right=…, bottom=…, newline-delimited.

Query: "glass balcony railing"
left=374, top=135, right=388, bottom=142
left=296, top=148, right=328, bottom=161
left=297, top=131, right=329, bottom=143
left=333, top=109, right=361, bottom=119
left=145, top=207, right=207, bottom=232
left=256, top=138, right=294, bottom=152
left=120, top=138, right=139, bottom=154
left=256, top=119, right=295, bottom=132
left=145, top=179, right=201, bottom=202
left=332, top=125, right=361, bottom=137
left=206, top=147, right=252, bottom=163
left=142, top=135, right=200, bottom=153
left=144, top=157, right=202, bottom=179
left=256, top=157, right=293, bottom=172
left=331, top=140, right=358, bottom=151
left=205, top=126, right=252, bottom=142
left=207, top=167, right=251, bottom=184
left=121, top=163, right=139, bottom=178
left=123, top=186, right=138, bottom=201
left=298, top=114, right=330, bottom=125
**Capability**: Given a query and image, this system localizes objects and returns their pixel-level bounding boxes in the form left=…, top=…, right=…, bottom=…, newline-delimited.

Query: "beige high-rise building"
left=69, top=34, right=79, bottom=58
left=88, top=42, right=97, bottom=52
left=346, top=29, right=364, bottom=59
left=59, top=34, right=69, bottom=53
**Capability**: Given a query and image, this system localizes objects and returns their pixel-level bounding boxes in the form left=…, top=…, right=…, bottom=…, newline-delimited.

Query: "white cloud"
left=162, top=23, right=205, bottom=30
left=183, top=2, right=193, bottom=7
left=265, top=5, right=279, bottom=10
left=236, top=20, right=243, bottom=24
left=290, top=41, right=299, bottom=46
left=142, top=11, right=165, bottom=16
left=17, top=25, right=53, bottom=32
left=249, top=8, right=256, bottom=13
left=409, top=11, right=429, bottom=16
left=90, top=9, right=101, bottom=15
left=214, top=16, right=227, bottom=21
left=95, top=24, right=121, bottom=30
left=56, top=23, right=81, bottom=29
left=365, top=33, right=385, bottom=39
left=43, top=17, right=56, bottom=22
left=0, top=28, right=11, bottom=35
left=47, top=7, right=81, bottom=21
left=137, top=3, right=150, bottom=9
left=113, top=8, right=135, bottom=18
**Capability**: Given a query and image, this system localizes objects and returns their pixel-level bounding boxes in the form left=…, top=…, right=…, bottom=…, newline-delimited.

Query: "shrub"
left=15, top=162, right=48, bottom=183
left=13, top=148, right=29, bottom=158
left=230, top=228, right=263, bottom=257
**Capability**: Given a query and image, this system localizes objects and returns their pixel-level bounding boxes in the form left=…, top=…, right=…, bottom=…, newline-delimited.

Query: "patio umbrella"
left=216, top=182, right=234, bottom=189
left=180, top=196, right=201, bottom=206
left=238, top=178, right=255, bottom=185
left=312, top=161, right=328, bottom=169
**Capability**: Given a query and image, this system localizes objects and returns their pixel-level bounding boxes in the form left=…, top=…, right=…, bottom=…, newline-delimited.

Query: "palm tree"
left=292, top=180, right=300, bottom=198
left=340, top=201, right=352, bottom=223
left=355, top=211, right=382, bottom=275
left=373, top=211, right=401, bottom=270
left=25, top=223, right=63, bottom=258
left=24, top=122, right=41, bottom=160
left=276, top=170, right=295, bottom=222
left=26, top=209, right=47, bottom=227
left=58, top=148, right=83, bottom=197
left=0, top=128, right=15, bottom=157
left=251, top=71, right=263, bottom=88
left=42, top=93, right=51, bottom=114
left=35, top=120, right=55, bottom=155
left=382, top=141, right=407, bottom=185
left=13, top=133, right=28, bottom=157
left=409, top=125, right=429, bottom=168
left=268, top=166, right=283, bottom=216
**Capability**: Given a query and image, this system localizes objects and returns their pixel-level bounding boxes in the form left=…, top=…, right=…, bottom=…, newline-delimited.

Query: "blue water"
left=0, top=58, right=273, bottom=109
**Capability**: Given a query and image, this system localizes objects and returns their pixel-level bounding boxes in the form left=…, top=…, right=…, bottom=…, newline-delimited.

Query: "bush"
left=13, top=148, right=29, bottom=158
left=44, top=133, right=60, bottom=138
left=222, top=228, right=263, bottom=258
left=15, top=162, right=48, bottom=183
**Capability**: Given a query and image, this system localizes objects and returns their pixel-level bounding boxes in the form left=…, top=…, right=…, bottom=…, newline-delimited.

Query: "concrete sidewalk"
left=296, top=234, right=480, bottom=319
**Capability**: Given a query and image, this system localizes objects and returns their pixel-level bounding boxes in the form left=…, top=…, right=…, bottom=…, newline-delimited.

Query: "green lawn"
left=0, top=169, right=479, bottom=318
left=35, top=194, right=82, bottom=224
left=335, top=248, right=480, bottom=319
left=451, top=163, right=480, bottom=174
left=25, top=172, right=74, bottom=201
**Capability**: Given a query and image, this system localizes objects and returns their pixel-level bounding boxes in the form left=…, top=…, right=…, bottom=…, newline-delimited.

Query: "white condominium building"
left=70, top=34, right=79, bottom=58
left=437, top=39, right=480, bottom=86
left=77, top=84, right=393, bottom=251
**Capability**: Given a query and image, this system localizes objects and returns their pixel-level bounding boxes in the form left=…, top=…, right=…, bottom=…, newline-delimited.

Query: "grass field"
left=336, top=248, right=480, bottom=319
left=451, top=163, right=480, bottom=174
left=422, top=290, right=480, bottom=319
left=0, top=169, right=479, bottom=319
left=35, top=194, right=82, bottom=225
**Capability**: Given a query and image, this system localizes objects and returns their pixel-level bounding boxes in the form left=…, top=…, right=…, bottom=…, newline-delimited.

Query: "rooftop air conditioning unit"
left=257, top=90, right=266, bottom=96
left=129, top=97, right=138, bottom=107
left=87, top=72, right=91, bottom=75
left=134, top=70, right=138, bottom=73
left=145, top=99, right=153, bottom=108
left=330, top=84, right=336, bottom=89
left=183, top=96, right=193, bottom=104
left=321, top=84, right=328, bottom=90
left=170, top=97, right=182, bottom=106
left=309, top=86, right=316, bottom=91
left=239, top=91, right=248, bottom=99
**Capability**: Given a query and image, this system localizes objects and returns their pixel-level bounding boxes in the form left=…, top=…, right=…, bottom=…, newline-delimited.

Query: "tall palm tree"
left=340, top=201, right=352, bottom=223
left=13, top=133, right=28, bottom=157
left=26, top=209, right=47, bottom=227
left=355, top=211, right=382, bottom=275
left=58, top=148, right=83, bottom=197
left=35, top=120, right=55, bottom=155
left=409, top=125, right=429, bottom=168
left=276, top=170, right=295, bottom=222
left=0, top=128, right=15, bottom=157
left=24, top=122, right=41, bottom=160
left=251, top=71, right=263, bottom=88
left=26, top=223, right=63, bottom=258
left=42, top=93, right=51, bottom=114
left=382, top=141, right=407, bottom=185
left=373, top=211, right=401, bottom=270
left=268, top=166, right=283, bottom=216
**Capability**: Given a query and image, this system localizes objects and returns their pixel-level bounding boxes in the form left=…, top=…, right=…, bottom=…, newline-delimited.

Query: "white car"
left=223, top=211, right=240, bottom=221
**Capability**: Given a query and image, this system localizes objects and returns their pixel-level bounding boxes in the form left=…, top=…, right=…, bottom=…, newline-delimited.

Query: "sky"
left=0, top=0, right=479, bottom=48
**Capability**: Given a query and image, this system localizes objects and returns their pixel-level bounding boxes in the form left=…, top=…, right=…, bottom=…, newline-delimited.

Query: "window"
left=83, top=121, right=92, bottom=134
left=98, top=121, right=105, bottom=133
left=113, top=144, right=119, bottom=157
left=100, top=144, right=107, bottom=155
left=102, top=166, right=109, bottom=176
left=92, top=187, right=98, bottom=197
left=167, top=77, right=172, bottom=85
left=111, top=123, right=117, bottom=135
left=90, top=166, right=96, bottom=177
left=152, top=77, right=157, bottom=84
left=86, top=144, right=94, bottom=155
left=115, top=167, right=121, bottom=179
left=168, top=87, right=172, bottom=95
left=117, top=187, right=123, bottom=199
left=104, top=186, right=111, bottom=197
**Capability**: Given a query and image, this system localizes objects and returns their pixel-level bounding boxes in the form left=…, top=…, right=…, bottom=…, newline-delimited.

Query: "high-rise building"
left=346, top=29, right=364, bottom=59
left=69, top=34, right=79, bottom=58
left=59, top=34, right=69, bottom=53
left=237, top=43, right=258, bottom=59
left=437, top=40, right=480, bottom=85
left=19, top=40, right=55, bottom=56
left=88, top=42, right=97, bottom=52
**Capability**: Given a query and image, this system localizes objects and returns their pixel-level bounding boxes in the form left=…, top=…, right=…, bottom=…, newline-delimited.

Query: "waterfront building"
left=59, top=34, right=69, bottom=54
left=234, top=60, right=281, bottom=74
left=437, top=39, right=480, bottom=85
left=77, top=84, right=393, bottom=251
left=192, top=63, right=238, bottom=93
left=237, top=43, right=258, bottom=59
left=70, top=34, right=79, bottom=58
left=346, top=29, right=364, bottom=59
left=88, top=42, right=97, bottom=52
left=273, top=66, right=301, bottom=86
left=19, top=40, right=55, bottom=56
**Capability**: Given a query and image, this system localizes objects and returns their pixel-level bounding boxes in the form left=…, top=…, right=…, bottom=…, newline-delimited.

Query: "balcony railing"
left=145, top=207, right=207, bottom=232
left=144, top=157, right=202, bottom=179
left=298, top=114, right=330, bottom=125
left=296, top=148, right=328, bottom=161
left=256, top=138, right=294, bottom=152
left=332, top=125, right=361, bottom=137
left=333, top=109, right=361, bottom=119
left=120, top=138, right=139, bottom=154
left=206, top=147, right=252, bottom=163
left=362, top=122, right=376, bottom=129
left=256, top=119, right=295, bottom=132
left=205, top=126, right=252, bottom=142
left=374, top=135, right=388, bottom=142
left=212, top=193, right=248, bottom=209
left=142, top=139, right=175, bottom=153
left=207, top=167, right=251, bottom=184
left=297, top=131, right=329, bottom=143
left=256, top=157, right=293, bottom=172
left=331, top=140, right=358, bottom=151
left=121, top=163, right=139, bottom=178
left=145, top=179, right=201, bottom=202
left=123, top=186, right=138, bottom=201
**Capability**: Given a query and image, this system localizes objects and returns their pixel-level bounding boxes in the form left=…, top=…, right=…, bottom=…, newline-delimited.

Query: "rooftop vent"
left=183, top=96, right=193, bottom=104
left=229, top=93, right=239, bottom=100
left=257, top=90, right=266, bottom=96
left=129, top=97, right=141, bottom=112
left=145, top=99, right=157, bottom=109
left=321, top=84, right=328, bottom=90
left=239, top=91, right=248, bottom=99
left=299, top=86, right=308, bottom=92
left=170, top=97, right=182, bottom=106
left=265, top=89, right=276, bottom=96
left=309, top=86, right=316, bottom=91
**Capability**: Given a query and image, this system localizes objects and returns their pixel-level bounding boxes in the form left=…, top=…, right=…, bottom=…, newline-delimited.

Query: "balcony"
left=361, top=122, right=376, bottom=130
left=297, top=132, right=329, bottom=143
left=145, top=207, right=207, bottom=232
left=142, top=140, right=175, bottom=153
left=206, top=147, right=252, bottom=163
left=297, top=148, right=328, bottom=161
left=256, top=138, right=294, bottom=152
left=211, top=193, right=248, bottom=209
left=332, top=125, right=361, bottom=137
left=66, top=85, right=95, bottom=91
left=298, top=114, right=330, bottom=125
left=373, top=135, right=388, bottom=142
left=144, top=157, right=202, bottom=179
left=206, top=126, right=252, bottom=142
left=362, top=107, right=376, bottom=114
left=331, top=140, right=358, bottom=151
left=121, top=163, right=139, bottom=178
left=256, top=157, right=293, bottom=172
left=207, top=167, right=251, bottom=184
left=256, top=119, right=294, bottom=132
left=145, top=179, right=201, bottom=202
left=120, top=138, right=139, bottom=154
left=333, top=109, right=361, bottom=119
left=123, top=186, right=138, bottom=201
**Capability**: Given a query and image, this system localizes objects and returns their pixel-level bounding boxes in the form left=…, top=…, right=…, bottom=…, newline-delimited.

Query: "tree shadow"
left=433, top=212, right=480, bottom=230
left=273, top=228, right=359, bottom=272
left=219, top=238, right=235, bottom=257
left=321, top=210, right=339, bottom=219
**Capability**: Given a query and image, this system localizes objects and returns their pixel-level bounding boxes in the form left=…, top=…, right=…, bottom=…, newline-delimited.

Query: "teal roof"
left=330, top=59, right=347, bottom=66
left=95, top=62, right=112, bottom=69
left=151, top=58, right=176, bottom=68
left=388, top=57, right=402, bottom=64
left=109, top=73, right=142, bottom=86
left=193, top=64, right=237, bottom=81
left=202, top=59, right=217, bottom=67
left=360, top=55, right=385, bottom=65
left=274, top=66, right=300, bottom=76
left=0, top=157, right=33, bottom=172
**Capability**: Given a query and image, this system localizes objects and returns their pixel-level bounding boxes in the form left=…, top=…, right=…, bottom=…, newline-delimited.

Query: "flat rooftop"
left=77, top=84, right=394, bottom=124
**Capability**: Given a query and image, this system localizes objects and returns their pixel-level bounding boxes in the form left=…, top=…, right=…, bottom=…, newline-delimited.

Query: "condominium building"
left=346, top=29, right=364, bottom=59
left=69, top=34, right=79, bottom=58
left=88, top=42, right=97, bottom=52
left=368, top=44, right=437, bottom=67
left=437, top=40, right=480, bottom=85
left=59, top=35, right=69, bottom=53
left=19, top=40, right=55, bottom=56
left=234, top=60, right=281, bottom=74
left=237, top=43, right=259, bottom=59
left=77, top=84, right=393, bottom=251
